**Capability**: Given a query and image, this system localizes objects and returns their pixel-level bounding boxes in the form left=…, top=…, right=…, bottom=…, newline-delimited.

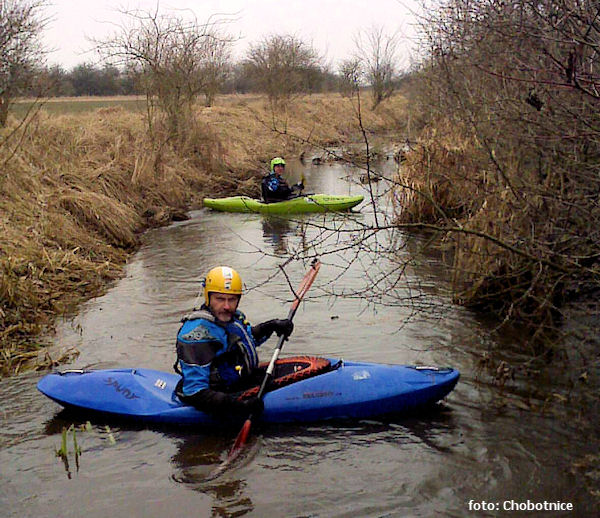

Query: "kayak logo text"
left=104, top=377, right=140, bottom=400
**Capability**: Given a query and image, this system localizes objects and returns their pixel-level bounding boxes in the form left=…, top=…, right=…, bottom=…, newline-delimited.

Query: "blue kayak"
left=37, top=356, right=459, bottom=426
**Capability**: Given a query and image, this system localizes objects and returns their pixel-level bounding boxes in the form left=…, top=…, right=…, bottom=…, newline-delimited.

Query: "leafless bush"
left=199, top=34, right=232, bottom=107
left=353, top=25, right=402, bottom=108
left=338, top=58, right=362, bottom=98
left=93, top=7, right=234, bottom=138
left=244, top=34, right=322, bottom=109
left=397, top=0, right=600, bottom=343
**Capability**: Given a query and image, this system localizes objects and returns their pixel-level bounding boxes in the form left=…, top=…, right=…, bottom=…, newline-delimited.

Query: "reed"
left=393, top=116, right=572, bottom=344
left=55, top=425, right=82, bottom=479
left=393, top=122, right=484, bottom=224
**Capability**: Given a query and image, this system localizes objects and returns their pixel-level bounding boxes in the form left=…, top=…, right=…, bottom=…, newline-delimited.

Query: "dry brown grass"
left=392, top=116, right=568, bottom=340
left=198, top=93, right=408, bottom=172
left=393, top=122, right=485, bottom=224
left=1, top=92, right=407, bottom=376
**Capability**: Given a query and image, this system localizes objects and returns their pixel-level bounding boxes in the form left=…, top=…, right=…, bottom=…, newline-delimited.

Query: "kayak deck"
left=203, top=194, right=364, bottom=214
left=37, top=357, right=459, bottom=426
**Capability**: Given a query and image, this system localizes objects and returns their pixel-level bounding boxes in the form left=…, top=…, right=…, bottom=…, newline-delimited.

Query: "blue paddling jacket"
left=176, top=308, right=266, bottom=394
left=174, top=306, right=287, bottom=414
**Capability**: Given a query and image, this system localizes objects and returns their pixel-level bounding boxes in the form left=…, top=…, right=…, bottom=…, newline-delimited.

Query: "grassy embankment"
left=0, top=93, right=408, bottom=376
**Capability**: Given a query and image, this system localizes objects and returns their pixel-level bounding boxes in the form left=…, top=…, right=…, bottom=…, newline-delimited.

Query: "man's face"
left=273, top=164, right=285, bottom=176
left=209, top=292, right=240, bottom=322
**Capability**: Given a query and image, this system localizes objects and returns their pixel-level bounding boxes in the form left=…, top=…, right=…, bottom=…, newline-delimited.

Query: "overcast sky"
left=43, top=0, right=420, bottom=70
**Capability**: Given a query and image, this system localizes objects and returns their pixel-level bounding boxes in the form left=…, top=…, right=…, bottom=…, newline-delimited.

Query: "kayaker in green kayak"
left=174, top=266, right=294, bottom=416
left=261, top=157, right=304, bottom=202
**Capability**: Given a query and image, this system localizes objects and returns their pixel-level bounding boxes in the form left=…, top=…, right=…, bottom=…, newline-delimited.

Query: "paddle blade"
left=228, top=418, right=252, bottom=460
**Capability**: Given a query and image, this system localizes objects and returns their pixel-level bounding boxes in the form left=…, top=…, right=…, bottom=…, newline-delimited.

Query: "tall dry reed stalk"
left=393, top=123, right=484, bottom=225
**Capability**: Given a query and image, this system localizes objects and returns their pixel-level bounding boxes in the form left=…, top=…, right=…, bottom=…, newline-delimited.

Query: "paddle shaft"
left=256, top=260, right=321, bottom=398
left=227, top=259, right=321, bottom=459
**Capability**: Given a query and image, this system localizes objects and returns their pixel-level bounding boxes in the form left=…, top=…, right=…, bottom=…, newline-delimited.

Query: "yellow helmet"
left=203, top=266, right=243, bottom=305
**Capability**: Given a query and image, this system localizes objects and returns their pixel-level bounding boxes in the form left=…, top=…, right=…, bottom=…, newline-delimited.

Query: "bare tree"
left=353, top=25, right=401, bottom=108
left=245, top=34, right=321, bottom=107
left=199, top=33, right=232, bottom=107
left=0, top=0, right=48, bottom=127
left=264, top=0, right=600, bottom=351
left=94, top=7, right=234, bottom=136
left=338, top=58, right=362, bottom=98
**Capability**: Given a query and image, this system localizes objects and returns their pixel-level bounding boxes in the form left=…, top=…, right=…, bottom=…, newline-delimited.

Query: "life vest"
left=261, top=173, right=293, bottom=201
left=175, top=308, right=259, bottom=395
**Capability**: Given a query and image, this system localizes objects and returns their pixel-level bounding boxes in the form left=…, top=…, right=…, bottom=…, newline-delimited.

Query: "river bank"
left=11, top=162, right=598, bottom=513
left=0, top=93, right=408, bottom=376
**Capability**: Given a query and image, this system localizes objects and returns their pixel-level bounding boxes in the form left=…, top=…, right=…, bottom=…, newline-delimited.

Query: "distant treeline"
left=32, top=62, right=347, bottom=98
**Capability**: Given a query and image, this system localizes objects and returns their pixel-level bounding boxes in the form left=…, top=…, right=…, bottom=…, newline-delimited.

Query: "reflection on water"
left=1, top=160, right=598, bottom=517
left=170, top=432, right=258, bottom=516
left=261, top=216, right=294, bottom=256
left=166, top=405, right=464, bottom=518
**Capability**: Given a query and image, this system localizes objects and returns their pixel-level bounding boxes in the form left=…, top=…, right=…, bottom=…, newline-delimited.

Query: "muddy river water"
left=1, top=159, right=597, bottom=517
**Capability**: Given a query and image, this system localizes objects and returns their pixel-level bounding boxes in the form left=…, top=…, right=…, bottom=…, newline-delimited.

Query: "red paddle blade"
left=228, top=418, right=252, bottom=460
left=205, top=418, right=252, bottom=481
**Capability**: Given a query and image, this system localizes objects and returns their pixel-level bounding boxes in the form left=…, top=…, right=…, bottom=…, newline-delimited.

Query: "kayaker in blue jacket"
left=175, top=266, right=293, bottom=416
left=261, top=157, right=304, bottom=202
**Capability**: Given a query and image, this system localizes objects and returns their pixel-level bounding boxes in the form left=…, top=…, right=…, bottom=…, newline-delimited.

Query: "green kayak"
left=203, top=194, right=364, bottom=214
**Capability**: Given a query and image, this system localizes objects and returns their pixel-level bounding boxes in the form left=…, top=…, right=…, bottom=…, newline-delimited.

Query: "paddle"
left=227, top=258, right=321, bottom=461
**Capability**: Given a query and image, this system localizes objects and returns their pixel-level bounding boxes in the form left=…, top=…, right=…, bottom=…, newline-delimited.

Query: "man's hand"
left=252, top=318, right=294, bottom=341
left=270, top=318, right=294, bottom=338
left=235, top=395, right=264, bottom=415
